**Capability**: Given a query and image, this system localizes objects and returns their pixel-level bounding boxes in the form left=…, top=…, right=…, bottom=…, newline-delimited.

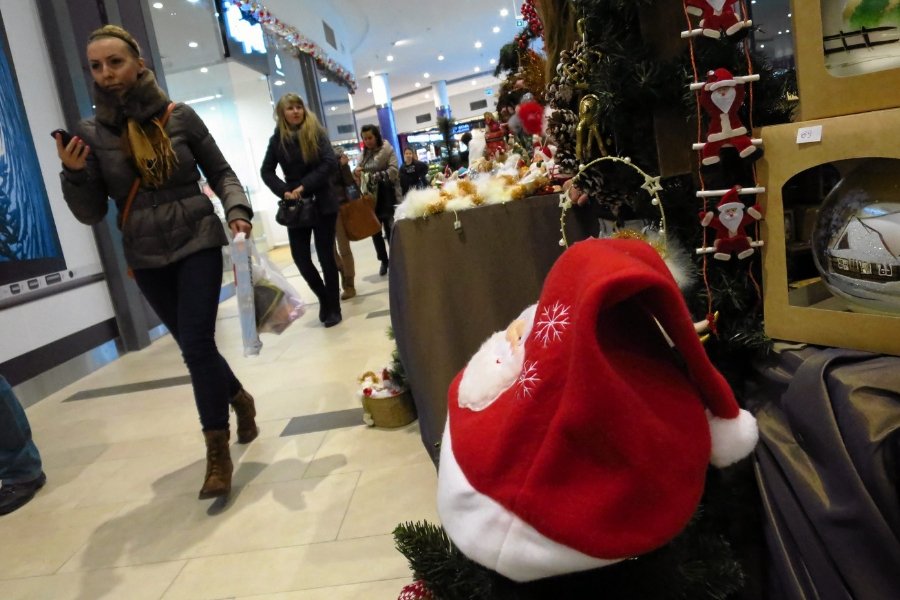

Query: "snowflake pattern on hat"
left=516, top=360, right=541, bottom=400
left=535, top=301, right=571, bottom=347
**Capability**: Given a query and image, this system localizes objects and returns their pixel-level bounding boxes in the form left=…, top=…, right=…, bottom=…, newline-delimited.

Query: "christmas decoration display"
left=394, top=153, right=554, bottom=221
left=356, top=368, right=415, bottom=428
left=224, top=0, right=356, bottom=91
left=438, top=238, right=758, bottom=581
left=483, top=112, right=508, bottom=159
left=698, top=186, right=764, bottom=260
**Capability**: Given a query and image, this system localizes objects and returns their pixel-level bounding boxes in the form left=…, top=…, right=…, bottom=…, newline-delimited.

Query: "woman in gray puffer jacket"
left=355, top=124, right=402, bottom=276
left=56, top=25, right=255, bottom=501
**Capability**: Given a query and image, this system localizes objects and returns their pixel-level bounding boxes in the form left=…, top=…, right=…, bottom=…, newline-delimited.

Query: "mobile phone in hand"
left=50, top=128, right=74, bottom=147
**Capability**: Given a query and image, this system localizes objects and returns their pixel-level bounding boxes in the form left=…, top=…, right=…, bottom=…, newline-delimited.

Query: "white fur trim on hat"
left=717, top=201, right=743, bottom=212
left=457, top=305, right=536, bottom=412
left=707, top=408, right=759, bottom=468
left=437, top=423, right=621, bottom=581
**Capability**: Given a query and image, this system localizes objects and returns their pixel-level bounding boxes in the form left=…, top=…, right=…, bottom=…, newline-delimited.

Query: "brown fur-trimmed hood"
left=93, top=69, right=170, bottom=129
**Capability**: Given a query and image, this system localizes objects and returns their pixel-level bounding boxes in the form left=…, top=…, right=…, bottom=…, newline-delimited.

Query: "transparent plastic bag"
left=231, top=233, right=262, bottom=356
left=249, top=244, right=305, bottom=334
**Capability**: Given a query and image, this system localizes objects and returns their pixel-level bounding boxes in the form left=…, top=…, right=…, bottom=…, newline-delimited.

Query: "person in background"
left=354, top=124, right=401, bottom=277
left=332, top=147, right=358, bottom=300
left=56, top=25, right=257, bottom=501
left=399, top=147, right=429, bottom=196
left=0, top=376, right=46, bottom=515
left=261, top=93, right=341, bottom=327
left=459, top=132, right=472, bottom=168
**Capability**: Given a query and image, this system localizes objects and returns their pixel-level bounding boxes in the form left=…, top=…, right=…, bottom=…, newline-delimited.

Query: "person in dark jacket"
left=56, top=25, right=256, bottom=501
left=261, top=93, right=340, bottom=327
left=399, top=147, right=429, bottom=195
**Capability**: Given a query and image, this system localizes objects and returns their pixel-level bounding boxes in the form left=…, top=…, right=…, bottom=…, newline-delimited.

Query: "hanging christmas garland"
left=224, top=0, right=357, bottom=91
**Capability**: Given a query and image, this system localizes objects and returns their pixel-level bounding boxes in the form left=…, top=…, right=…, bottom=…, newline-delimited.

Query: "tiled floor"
left=0, top=244, right=438, bottom=599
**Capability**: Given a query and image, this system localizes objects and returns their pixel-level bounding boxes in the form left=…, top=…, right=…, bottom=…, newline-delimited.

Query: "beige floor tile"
left=231, top=432, right=327, bottom=487
left=0, top=561, right=186, bottom=600
left=0, top=503, right=126, bottom=579
left=60, top=472, right=360, bottom=571
left=304, top=422, right=432, bottom=479
left=161, top=535, right=410, bottom=600
left=339, top=462, right=439, bottom=540
left=236, top=578, right=413, bottom=599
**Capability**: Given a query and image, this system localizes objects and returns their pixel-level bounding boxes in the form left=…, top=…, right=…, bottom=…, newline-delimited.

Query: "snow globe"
left=812, top=158, right=900, bottom=314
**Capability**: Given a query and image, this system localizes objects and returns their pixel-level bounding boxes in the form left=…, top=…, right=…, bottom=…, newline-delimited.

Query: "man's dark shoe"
left=324, top=312, right=342, bottom=328
left=0, top=472, right=47, bottom=516
left=379, top=260, right=389, bottom=276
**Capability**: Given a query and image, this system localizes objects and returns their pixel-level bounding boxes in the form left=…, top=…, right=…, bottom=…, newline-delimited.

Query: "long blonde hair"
left=275, top=93, right=324, bottom=162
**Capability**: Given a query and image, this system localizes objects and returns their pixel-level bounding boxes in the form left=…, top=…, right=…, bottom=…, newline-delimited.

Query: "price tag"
left=796, top=125, right=823, bottom=144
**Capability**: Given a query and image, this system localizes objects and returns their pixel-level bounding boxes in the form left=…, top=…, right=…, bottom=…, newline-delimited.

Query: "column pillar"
left=370, top=73, right=401, bottom=157
left=432, top=80, right=451, bottom=120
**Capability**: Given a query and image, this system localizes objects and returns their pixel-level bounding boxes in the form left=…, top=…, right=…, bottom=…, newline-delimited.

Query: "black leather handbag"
left=275, top=195, right=317, bottom=228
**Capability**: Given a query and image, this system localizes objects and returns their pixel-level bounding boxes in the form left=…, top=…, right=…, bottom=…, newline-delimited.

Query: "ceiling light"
left=471, top=80, right=477, bottom=85
left=274, top=80, right=285, bottom=86
left=474, top=41, right=482, bottom=49
left=489, top=58, right=496, bottom=65
left=366, top=87, right=372, bottom=93
left=500, top=8, right=509, bottom=17
left=330, top=106, right=337, bottom=111
left=423, top=72, right=430, bottom=78
left=386, top=55, right=394, bottom=61
left=415, top=82, right=421, bottom=88
left=321, top=77, right=328, bottom=82
left=425, top=93, right=430, bottom=98
left=474, top=66, right=481, bottom=72
left=184, top=94, right=220, bottom=105
left=153, top=2, right=163, bottom=8
left=492, top=26, right=501, bottom=33
left=759, top=43, right=765, bottom=48
left=438, top=54, right=445, bottom=61
left=788, top=12, right=792, bottom=17
left=200, top=67, right=208, bottom=73
left=778, top=31, right=782, bottom=35
left=187, top=0, right=199, bottom=3
left=368, top=70, right=375, bottom=77
left=786, top=28, right=791, bottom=33
left=188, top=41, right=198, bottom=48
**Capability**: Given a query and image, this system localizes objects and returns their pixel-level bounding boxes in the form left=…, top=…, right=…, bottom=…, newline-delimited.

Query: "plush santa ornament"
left=700, top=186, right=764, bottom=261
left=685, top=0, right=749, bottom=38
left=700, top=68, right=757, bottom=166
left=438, top=238, right=759, bottom=582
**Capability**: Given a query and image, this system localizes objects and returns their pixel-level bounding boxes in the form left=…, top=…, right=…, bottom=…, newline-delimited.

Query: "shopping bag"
left=231, top=233, right=262, bottom=357
left=339, top=194, right=382, bottom=241
left=248, top=244, right=306, bottom=334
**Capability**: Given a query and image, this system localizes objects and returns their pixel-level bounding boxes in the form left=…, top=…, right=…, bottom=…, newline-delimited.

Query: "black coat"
left=260, top=129, right=339, bottom=216
left=399, top=160, right=429, bottom=195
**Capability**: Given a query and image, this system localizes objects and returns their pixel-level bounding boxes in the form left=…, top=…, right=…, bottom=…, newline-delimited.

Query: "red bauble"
left=398, top=580, right=433, bottom=600
left=517, top=100, right=545, bottom=136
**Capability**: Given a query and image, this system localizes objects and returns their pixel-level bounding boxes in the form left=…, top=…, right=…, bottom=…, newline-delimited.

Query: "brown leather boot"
left=341, top=282, right=356, bottom=300
left=199, top=430, right=233, bottom=499
left=230, top=388, right=259, bottom=444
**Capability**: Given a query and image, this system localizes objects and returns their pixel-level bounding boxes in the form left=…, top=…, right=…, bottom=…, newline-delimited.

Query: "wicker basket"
left=362, top=390, right=417, bottom=428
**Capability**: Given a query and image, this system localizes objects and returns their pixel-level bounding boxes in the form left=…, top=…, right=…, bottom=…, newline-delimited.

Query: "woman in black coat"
left=261, top=93, right=341, bottom=327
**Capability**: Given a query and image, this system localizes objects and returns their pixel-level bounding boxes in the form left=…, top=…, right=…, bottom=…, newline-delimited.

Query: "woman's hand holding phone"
left=52, top=129, right=90, bottom=171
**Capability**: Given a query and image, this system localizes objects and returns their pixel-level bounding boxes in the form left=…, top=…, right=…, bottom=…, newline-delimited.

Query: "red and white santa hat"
left=718, top=186, right=744, bottom=211
left=437, top=238, right=758, bottom=582
left=705, top=67, right=737, bottom=91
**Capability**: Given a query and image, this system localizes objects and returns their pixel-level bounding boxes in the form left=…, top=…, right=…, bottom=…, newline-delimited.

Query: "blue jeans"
left=0, top=375, right=43, bottom=485
left=133, top=248, right=242, bottom=431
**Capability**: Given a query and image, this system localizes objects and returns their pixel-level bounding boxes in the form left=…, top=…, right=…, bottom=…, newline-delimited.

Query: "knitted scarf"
left=93, top=70, right=177, bottom=187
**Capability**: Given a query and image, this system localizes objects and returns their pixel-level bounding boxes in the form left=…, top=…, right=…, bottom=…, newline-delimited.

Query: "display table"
left=748, top=346, right=900, bottom=599
left=388, top=194, right=593, bottom=461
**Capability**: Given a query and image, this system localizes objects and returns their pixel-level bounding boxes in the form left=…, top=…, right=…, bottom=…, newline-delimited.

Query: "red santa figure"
left=699, top=68, right=757, bottom=166
left=700, top=187, right=763, bottom=261
left=685, top=0, right=748, bottom=38
left=483, top=111, right=508, bottom=158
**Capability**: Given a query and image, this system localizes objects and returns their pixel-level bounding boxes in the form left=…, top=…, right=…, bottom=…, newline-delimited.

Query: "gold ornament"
left=575, top=94, right=609, bottom=162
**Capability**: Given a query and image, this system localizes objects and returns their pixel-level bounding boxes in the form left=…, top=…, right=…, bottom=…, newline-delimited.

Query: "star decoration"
left=641, top=175, right=663, bottom=195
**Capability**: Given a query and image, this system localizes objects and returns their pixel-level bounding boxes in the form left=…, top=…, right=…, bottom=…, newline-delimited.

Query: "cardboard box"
left=759, top=107, right=900, bottom=355
left=792, top=0, right=900, bottom=120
